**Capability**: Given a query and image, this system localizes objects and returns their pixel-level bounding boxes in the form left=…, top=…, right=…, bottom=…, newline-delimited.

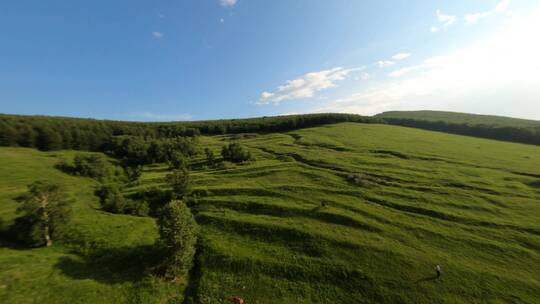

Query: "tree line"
left=0, top=113, right=378, bottom=151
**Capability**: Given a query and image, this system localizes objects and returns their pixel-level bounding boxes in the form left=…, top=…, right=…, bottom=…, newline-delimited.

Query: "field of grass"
left=1, top=122, right=540, bottom=303
left=0, top=148, right=183, bottom=303
left=376, top=111, right=540, bottom=146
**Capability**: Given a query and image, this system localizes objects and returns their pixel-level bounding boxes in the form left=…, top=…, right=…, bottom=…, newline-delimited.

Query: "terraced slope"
left=133, top=123, right=540, bottom=303
left=1, top=122, right=540, bottom=303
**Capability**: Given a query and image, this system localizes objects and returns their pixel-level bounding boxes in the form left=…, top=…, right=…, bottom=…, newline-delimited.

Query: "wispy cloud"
left=430, top=9, right=456, bottom=32
left=220, top=0, right=237, bottom=7
left=130, top=112, right=192, bottom=121
left=357, top=72, right=370, bottom=81
left=377, top=53, right=411, bottom=69
left=258, top=67, right=363, bottom=105
left=152, top=31, right=163, bottom=39
left=392, top=53, right=411, bottom=61
left=387, top=56, right=444, bottom=78
left=437, top=10, right=456, bottom=27
left=377, top=60, right=394, bottom=68
left=465, top=0, right=511, bottom=23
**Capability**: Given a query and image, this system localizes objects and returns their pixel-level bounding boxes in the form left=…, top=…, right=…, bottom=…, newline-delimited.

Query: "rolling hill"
left=1, top=121, right=539, bottom=303
left=376, top=110, right=540, bottom=145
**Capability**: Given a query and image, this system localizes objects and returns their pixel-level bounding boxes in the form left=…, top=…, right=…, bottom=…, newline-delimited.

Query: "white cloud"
left=392, top=53, right=411, bottom=60
left=465, top=0, right=511, bottom=23
left=220, top=0, right=237, bottom=7
left=436, top=10, right=456, bottom=27
left=430, top=9, right=456, bottom=32
left=152, top=31, right=163, bottom=38
left=495, top=0, right=511, bottom=13
left=220, top=18, right=225, bottom=23
left=130, top=112, right=192, bottom=121
left=377, top=60, right=394, bottom=68
left=260, top=92, right=274, bottom=99
left=317, top=6, right=540, bottom=118
left=258, top=67, right=363, bottom=105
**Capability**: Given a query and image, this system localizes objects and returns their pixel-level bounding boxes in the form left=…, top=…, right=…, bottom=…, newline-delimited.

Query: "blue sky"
left=1, top=0, right=539, bottom=121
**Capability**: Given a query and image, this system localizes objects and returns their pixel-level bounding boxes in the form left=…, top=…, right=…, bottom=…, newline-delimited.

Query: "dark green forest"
left=0, top=113, right=376, bottom=151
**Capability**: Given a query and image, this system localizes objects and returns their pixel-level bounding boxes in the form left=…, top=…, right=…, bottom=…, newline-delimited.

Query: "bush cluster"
left=221, top=143, right=251, bottom=163
left=94, top=184, right=150, bottom=217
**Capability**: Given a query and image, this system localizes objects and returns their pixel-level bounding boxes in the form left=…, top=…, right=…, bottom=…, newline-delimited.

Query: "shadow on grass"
left=527, top=180, right=540, bottom=188
left=182, top=242, right=203, bottom=304
left=414, top=274, right=439, bottom=284
left=55, top=245, right=163, bottom=284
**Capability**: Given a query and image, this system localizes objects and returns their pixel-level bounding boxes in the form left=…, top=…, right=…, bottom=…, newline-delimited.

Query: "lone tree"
left=157, top=200, right=198, bottom=280
left=166, top=168, right=191, bottom=199
left=16, top=181, right=71, bottom=247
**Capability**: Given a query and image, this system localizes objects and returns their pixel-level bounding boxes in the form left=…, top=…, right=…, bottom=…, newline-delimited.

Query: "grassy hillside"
left=1, top=123, right=540, bottom=303
left=377, top=110, right=540, bottom=128
left=376, top=111, right=540, bottom=146
left=0, top=148, right=183, bottom=303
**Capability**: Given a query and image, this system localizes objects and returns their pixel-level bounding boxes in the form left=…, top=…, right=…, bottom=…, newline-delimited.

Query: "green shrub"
left=123, top=163, right=143, bottom=182
left=131, top=186, right=172, bottom=216
left=166, top=168, right=191, bottom=199
left=95, top=184, right=126, bottom=213
left=221, top=142, right=251, bottom=163
left=168, top=151, right=187, bottom=170
left=134, top=201, right=151, bottom=217
left=346, top=173, right=374, bottom=187
left=204, top=148, right=216, bottom=167
left=73, top=154, right=110, bottom=178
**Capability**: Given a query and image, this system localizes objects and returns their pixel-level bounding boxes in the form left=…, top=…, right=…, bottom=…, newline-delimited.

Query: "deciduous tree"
left=16, top=181, right=71, bottom=247
left=166, top=168, right=191, bottom=199
left=157, top=200, right=198, bottom=280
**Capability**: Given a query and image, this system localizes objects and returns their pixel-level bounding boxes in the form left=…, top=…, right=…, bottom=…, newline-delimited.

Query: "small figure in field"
left=229, top=296, right=245, bottom=304
left=435, top=265, right=442, bottom=278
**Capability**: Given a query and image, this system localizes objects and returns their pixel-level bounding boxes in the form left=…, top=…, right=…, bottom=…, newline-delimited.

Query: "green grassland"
left=1, top=122, right=540, bottom=303
left=0, top=148, right=182, bottom=303
left=376, top=110, right=540, bottom=146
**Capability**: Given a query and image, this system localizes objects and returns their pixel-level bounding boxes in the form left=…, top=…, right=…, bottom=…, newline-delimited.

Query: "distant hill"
left=376, top=110, right=540, bottom=145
